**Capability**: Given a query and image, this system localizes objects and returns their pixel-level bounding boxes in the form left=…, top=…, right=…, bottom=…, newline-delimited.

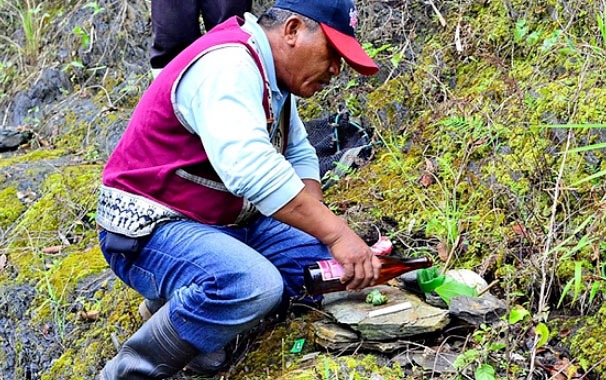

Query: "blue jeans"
left=99, top=216, right=331, bottom=353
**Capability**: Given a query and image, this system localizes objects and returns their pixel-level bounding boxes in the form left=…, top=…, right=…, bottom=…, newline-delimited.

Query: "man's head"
left=259, top=0, right=378, bottom=98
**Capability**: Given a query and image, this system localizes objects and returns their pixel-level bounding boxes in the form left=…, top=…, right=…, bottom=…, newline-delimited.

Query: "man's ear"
left=283, top=16, right=304, bottom=47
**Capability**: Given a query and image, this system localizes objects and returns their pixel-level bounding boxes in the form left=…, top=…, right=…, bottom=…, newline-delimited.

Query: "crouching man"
left=97, top=0, right=381, bottom=378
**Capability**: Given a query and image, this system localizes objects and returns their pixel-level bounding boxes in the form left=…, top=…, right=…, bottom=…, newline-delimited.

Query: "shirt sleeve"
left=283, top=96, right=321, bottom=182
left=174, top=46, right=304, bottom=216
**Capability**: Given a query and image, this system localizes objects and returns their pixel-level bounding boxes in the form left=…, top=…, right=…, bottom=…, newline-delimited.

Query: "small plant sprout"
left=83, top=1, right=105, bottom=16
left=597, top=1, right=606, bottom=48
left=73, top=26, right=90, bottom=49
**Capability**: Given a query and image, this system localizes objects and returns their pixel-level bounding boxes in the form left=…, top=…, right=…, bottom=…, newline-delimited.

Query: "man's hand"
left=326, top=225, right=381, bottom=291
left=272, top=183, right=381, bottom=291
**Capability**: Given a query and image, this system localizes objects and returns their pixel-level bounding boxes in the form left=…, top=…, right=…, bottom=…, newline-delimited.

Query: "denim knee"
left=231, top=263, right=284, bottom=321
left=174, top=260, right=284, bottom=326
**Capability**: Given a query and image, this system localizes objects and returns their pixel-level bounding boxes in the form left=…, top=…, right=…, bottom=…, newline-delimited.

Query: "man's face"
left=281, top=23, right=342, bottom=98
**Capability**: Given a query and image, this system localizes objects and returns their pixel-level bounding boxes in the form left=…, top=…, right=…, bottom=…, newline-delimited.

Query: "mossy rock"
left=566, top=303, right=606, bottom=376
left=0, top=187, right=26, bottom=231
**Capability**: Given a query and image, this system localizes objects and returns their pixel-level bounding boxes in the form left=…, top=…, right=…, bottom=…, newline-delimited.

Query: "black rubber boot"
left=184, top=347, right=227, bottom=376
left=138, top=298, right=227, bottom=376
left=100, top=303, right=198, bottom=380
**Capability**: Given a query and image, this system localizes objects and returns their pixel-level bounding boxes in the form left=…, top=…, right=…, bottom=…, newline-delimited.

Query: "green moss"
left=35, top=247, right=108, bottom=320
left=323, top=6, right=606, bottom=339
left=298, top=96, right=327, bottom=120
left=54, top=110, right=96, bottom=152
left=567, top=303, right=606, bottom=375
left=0, top=186, right=26, bottom=230
left=3, top=164, right=102, bottom=284
left=41, top=279, right=143, bottom=380
left=0, top=149, right=67, bottom=169
left=231, top=315, right=321, bottom=380
left=285, top=354, right=404, bottom=380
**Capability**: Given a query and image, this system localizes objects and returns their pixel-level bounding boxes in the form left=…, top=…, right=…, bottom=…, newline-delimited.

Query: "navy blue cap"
left=273, top=0, right=379, bottom=75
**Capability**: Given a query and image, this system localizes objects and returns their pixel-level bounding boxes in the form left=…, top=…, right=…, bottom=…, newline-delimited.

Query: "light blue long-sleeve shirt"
left=174, top=13, right=320, bottom=216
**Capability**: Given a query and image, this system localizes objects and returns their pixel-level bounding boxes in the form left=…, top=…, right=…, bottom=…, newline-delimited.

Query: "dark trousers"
left=150, top=0, right=253, bottom=68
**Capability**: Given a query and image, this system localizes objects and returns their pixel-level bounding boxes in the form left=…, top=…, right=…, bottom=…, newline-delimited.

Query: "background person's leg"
left=150, top=0, right=202, bottom=69
left=199, top=0, right=253, bottom=31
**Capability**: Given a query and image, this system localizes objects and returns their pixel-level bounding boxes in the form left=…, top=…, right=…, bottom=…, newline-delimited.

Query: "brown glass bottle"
left=304, top=255, right=433, bottom=296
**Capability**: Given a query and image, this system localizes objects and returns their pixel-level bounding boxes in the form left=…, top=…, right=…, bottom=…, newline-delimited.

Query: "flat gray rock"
left=392, top=348, right=458, bottom=373
left=322, top=285, right=450, bottom=341
left=0, top=127, right=31, bottom=152
left=449, top=294, right=507, bottom=326
left=313, top=321, right=411, bottom=353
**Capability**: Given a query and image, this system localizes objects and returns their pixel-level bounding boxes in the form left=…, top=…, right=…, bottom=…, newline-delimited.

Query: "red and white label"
left=318, top=237, right=392, bottom=281
left=370, top=236, right=393, bottom=255
left=318, top=259, right=344, bottom=281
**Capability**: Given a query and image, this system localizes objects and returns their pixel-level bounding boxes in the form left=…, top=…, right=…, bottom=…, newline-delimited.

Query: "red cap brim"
left=320, top=23, right=379, bottom=76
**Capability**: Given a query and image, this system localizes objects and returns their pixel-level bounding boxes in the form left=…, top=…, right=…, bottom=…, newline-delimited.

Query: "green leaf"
left=589, top=281, right=602, bottom=304
left=535, top=323, right=549, bottom=348
left=362, top=43, right=392, bottom=58
left=543, top=123, right=606, bottom=129
left=598, top=13, right=606, bottom=46
left=434, top=279, right=478, bottom=306
left=390, top=53, right=402, bottom=68
left=475, top=364, right=496, bottom=380
left=426, top=217, right=446, bottom=237
left=572, top=261, right=582, bottom=304
left=548, top=215, right=594, bottom=255
left=454, top=349, right=479, bottom=370
left=558, top=235, right=596, bottom=261
left=571, top=169, right=606, bottom=186
left=508, top=305, right=530, bottom=324
left=558, top=47, right=575, bottom=55
left=564, top=36, right=578, bottom=53
left=72, top=26, right=90, bottom=49
left=514, top=20, right=528, bottom=43
left=83, top=1, right=105, bottom=15
left=557, top=278, right=574, bottom=308
left=542, top=29, right=562, bottom=52
left=489, top=342, right=507, bottom=351
left=323, top=356, right=330, bottom=379
left=526, top=30, right=541, bottom=46
left=564, top=141, right=606, bottom=153
left=62, top=60, right=85, bottom=72
left=345, top=79, right=358, bottom=90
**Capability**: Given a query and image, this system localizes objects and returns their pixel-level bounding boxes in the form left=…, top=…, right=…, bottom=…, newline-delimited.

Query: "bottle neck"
left=379, top=256, right=433, bottom=266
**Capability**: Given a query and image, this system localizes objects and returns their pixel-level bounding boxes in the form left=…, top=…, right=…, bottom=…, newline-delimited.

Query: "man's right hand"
left=326, top=223, right=381, bottom=291
left=272, top=186, right=381, bottom=291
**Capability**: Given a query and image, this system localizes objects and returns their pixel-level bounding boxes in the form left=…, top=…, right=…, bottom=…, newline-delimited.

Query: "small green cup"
left=416, top=267, right=445, bottom=293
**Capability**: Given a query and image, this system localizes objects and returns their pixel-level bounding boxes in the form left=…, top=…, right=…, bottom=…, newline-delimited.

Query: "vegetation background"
left=1, top=0, right=606, bottom=379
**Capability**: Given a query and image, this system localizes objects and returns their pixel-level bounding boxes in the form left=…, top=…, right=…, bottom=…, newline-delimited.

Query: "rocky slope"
left=1, top=0, right=606, bottom=379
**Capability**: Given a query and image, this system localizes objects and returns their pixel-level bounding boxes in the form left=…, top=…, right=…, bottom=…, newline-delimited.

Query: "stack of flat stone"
left=313, top=270, right=507, bottom=354
left=314, top=285, right=450, bottom=353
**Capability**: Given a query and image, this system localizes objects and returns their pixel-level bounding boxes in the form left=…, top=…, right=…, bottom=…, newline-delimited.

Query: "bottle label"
left=318, top=259, right=344, bottom=281
left=370, top=236, right=393, bottom=255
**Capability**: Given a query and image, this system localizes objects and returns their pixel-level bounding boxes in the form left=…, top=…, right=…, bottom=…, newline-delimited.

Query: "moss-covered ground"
left=1, top=0, right=606, bottom=378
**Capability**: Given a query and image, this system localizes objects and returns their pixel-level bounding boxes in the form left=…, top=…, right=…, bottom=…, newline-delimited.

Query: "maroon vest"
left=103, top=17, right=276, bottom=225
